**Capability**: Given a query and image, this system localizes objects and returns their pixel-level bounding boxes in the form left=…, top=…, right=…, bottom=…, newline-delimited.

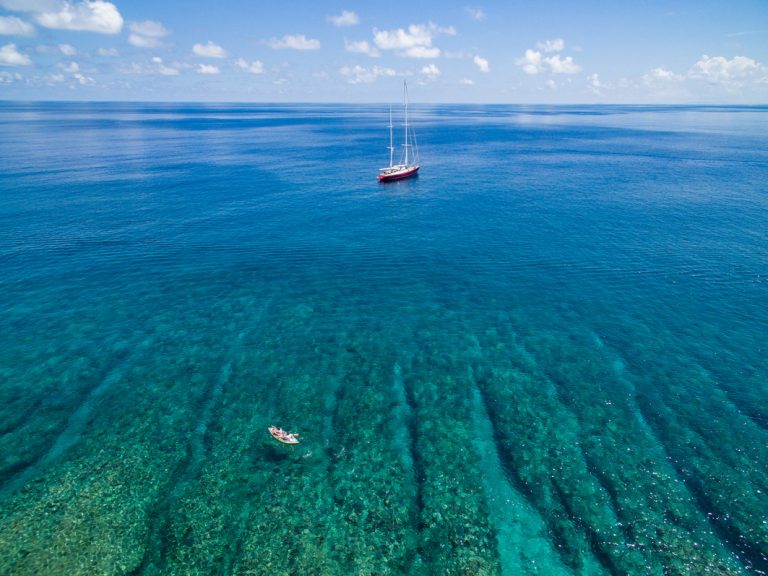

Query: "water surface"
left=0, top=102, right=766, bottom=575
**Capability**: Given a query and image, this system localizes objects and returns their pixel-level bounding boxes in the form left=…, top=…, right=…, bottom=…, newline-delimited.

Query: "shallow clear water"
left=0, top=102, right=766, bottom=575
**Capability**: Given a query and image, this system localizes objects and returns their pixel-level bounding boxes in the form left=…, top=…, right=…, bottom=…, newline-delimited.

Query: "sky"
left=0, top=0, right=767, bottom=103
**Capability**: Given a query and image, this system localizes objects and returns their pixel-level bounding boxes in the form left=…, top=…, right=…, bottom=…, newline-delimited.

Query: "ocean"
left=0, top=101, right=766, bottom=575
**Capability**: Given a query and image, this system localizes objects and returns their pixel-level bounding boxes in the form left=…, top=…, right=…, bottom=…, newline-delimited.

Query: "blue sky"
left=1, top=0, right=766, bottom=102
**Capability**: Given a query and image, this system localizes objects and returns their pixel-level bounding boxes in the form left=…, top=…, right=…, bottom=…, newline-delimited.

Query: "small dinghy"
left=269, top=426, right=300, bottom=444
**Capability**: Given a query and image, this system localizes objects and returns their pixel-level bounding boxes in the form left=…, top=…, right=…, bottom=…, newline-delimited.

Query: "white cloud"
left=193, top=41, right=226, bottom=58
left=56, top=59, right=97, bottom=85
left=129, top=33, right=162, bottom=48
left=688, top=54, right=762, bottom=84
left=442, top=49, right=469, bottom=60
left=327, top=10, right=358, bottom=27
left=0, top=42, right=31, bottom=65
left=344, top=38, right=379, bottom=57
left=96, top=46, right=117, bottom=56
left=0, top=70, right=22, bottom=82
left=438, top=24, right=460, bottom=34
left=465, top=7, right=486, bottom=21
left=373, top=22, right=454, bottom=58
left=653, top=67, right=680, bottom=80
left=35, top=1, right=123, bottom=34
left=537, top=38, right=564, bottom=53
left=339, top=64, right=395, bottom=84
left=516, top=49, right=542, bottom=74
left=587, top=73, right=602, bottom=94
left=460, top=77, right=475, bottom=85
left=196, top=63, right=220, bottom=74
left=374, top=22, right=456, bottom=49
left=236, top=57, right=264, bottom=74
left=421, top=63, right=440, bottom=77
left=643, top=67, right=684, bottom=84
left=121, top=56, right=179, bottom=76
left=544, top=54, right=580, bottom=74
left=155, top=57, right=179, bottom=75
left=545, top=79, right=556, bottom=89
left=129, top=20, right=168, bottom=38
left=266, top=34, right=320, bottom=50
left=473, top=55, right=489, bottom=72
left=73, top=71, right=93, bottom=84
left=0, top=15, right=36, bottom=36
left=403, top=46, right=440, bottom=58
left=128, top=20, right=169, bottom=48
left=58, top=42, right=76, bottom=55
left=517, top=47, right=580, bottom=74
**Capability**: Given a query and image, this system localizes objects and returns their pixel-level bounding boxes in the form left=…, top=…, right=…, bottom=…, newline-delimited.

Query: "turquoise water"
left=0, top=102, right=766, bottom=575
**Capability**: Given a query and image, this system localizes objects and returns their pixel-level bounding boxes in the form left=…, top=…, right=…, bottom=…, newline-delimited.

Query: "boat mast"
left=403, top=80, right=410, bottom=166
left=388, top=105, right=394, bottom=168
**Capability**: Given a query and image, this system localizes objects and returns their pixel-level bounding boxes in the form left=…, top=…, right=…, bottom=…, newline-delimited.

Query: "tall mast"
left=403, top=80, right=409, bottom=166
left=388, top=105, right=394, bottom=167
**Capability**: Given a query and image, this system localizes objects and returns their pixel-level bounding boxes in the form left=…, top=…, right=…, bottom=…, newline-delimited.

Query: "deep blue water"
left=0, top=102, right=766, bottom=575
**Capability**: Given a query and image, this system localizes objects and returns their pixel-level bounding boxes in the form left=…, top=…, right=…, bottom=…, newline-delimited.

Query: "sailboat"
left=378, top=81, right=420, bottom=182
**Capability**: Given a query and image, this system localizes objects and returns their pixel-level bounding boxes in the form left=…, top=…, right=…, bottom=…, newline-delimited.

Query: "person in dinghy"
left=268, top=426, right=300, bottom=444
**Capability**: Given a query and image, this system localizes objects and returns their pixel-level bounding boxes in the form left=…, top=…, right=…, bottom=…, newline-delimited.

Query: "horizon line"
left=2, top=98, right=767, bottom=108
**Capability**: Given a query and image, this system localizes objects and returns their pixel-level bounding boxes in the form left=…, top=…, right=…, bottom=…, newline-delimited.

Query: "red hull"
left=378, top=166, right=420, bottom=182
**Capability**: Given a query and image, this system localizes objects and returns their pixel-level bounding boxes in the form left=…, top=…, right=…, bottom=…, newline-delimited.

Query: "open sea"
left=0, top=101, right=766, bottom=576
